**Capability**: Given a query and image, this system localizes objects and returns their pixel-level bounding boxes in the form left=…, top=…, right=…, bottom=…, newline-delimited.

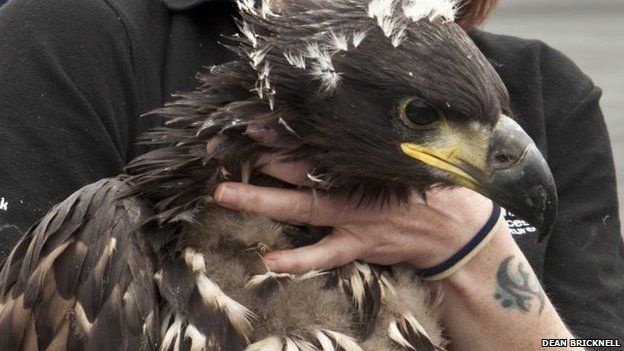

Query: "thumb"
left=264, top=233, right=361, bottom=273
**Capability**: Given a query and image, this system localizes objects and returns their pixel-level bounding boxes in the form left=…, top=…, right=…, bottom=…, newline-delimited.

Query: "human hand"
left=214, top=157, right=495, bottom=274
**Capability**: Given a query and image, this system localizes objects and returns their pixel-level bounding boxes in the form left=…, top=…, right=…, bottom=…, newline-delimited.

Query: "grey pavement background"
left=485, top=0, right=624, bottom=227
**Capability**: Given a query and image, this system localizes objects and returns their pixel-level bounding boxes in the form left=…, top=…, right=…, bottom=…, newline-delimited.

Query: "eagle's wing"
left=0, top=178, right=159, bottom=351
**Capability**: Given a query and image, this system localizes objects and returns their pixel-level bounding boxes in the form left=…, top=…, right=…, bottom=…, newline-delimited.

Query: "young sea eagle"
left=0, top=0, right=557, bottom=350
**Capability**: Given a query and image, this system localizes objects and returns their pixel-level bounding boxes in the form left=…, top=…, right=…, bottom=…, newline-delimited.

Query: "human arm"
left=436, top=220, right=575, bottom=351
left=213, top=166, right=576, bottom=350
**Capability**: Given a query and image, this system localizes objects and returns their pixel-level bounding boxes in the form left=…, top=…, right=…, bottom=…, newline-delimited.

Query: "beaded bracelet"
left=417, top=203, right=503, bottom=281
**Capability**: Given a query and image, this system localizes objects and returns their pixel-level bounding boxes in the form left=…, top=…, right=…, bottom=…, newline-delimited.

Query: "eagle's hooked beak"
left=401, top=115, right=557, bottom=241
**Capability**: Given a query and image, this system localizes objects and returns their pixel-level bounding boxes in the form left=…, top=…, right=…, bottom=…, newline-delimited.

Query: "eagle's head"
left=130, top=0, right=557, bottom=238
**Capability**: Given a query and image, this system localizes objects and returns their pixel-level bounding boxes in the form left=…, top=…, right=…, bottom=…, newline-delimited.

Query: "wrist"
left=434, top=222, right=513, bottom=290
left=416, top=203, right=504, bottom=281
left=420, top=223, right=517, bottom=321
left=429, top=225, right=575, bottom=351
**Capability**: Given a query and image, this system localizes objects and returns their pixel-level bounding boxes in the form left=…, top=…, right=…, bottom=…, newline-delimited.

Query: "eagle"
left=0, top=0, right=557, bottom=350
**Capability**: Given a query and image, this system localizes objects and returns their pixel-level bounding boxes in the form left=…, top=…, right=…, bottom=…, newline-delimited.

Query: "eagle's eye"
left=399, top=98, right=441, bottom=129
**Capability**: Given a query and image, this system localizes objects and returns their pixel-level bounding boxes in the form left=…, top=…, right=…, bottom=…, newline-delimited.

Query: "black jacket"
left=1, top=0, right=622, bottom=343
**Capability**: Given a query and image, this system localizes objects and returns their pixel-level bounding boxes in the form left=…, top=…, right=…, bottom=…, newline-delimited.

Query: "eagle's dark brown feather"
left=0, top=179, right=160, bottom=350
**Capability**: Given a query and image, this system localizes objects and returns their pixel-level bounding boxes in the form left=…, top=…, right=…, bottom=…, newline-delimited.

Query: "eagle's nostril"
left=495, top=152, right=513, bottom=164
left=492, top=151, right=517, bottom=169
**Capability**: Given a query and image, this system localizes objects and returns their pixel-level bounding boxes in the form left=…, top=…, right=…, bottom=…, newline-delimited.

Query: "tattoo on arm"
left=493, top=255, right=545, bottom=314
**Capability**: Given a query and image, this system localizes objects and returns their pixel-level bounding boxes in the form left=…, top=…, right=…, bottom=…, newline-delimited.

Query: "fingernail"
left=215, top=185, right=237, bottom=208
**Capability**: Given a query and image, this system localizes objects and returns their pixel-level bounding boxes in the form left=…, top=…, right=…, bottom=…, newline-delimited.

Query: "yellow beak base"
left=400, top=143, right=480, bottom=190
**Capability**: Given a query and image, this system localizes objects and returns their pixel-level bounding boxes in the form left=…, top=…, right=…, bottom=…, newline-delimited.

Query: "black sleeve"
left=0, top=0, right=145, bottom=259
left=540, top=47, right=624, bottom=340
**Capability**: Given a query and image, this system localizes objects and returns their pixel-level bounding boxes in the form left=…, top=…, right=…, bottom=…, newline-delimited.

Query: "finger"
left=264, top=234, right=362, bottom=273
left=256, top=154, right=313, bottom=186
left=214, top=182, right=350, bottom=226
